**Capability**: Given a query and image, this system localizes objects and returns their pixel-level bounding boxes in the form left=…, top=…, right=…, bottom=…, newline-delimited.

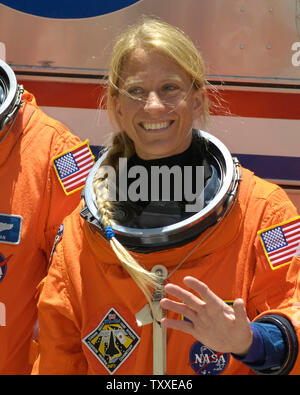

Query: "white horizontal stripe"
left=73, top=146, right=89, bottom=154
left=283, top=222, right=300, bottom=232
left=271, top=252, right=296, bottom=265
left=285, top=228, right=300, bottom=240
left=285, top=233, right=300, bottom=244
left=63, top=165, right=93, bottom=185
left=76, top=156, right=94, bottom=167
left=269, top=240, right=299, bottom=259
left=41, top=106, right=300, bottom=214
left=73, top=149, right=90, bottom=160
left=65, top=174, right=90, bottom=190
left=41, top=107, right=300, bottom=157
left=205, top=116, right=300, bottom=158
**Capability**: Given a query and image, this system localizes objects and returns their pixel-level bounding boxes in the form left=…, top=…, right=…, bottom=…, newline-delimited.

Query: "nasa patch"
left=82, top=308, right=140, bottom=374
left=189, top=341, right=230, bottom=375
left=0, top=214, right=22, bottom=244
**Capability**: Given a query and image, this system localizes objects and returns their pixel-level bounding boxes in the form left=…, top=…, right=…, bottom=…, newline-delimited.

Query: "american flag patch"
left=258, top=216, right=300, bottom=270
left=52, top=140, right=94, bottom=195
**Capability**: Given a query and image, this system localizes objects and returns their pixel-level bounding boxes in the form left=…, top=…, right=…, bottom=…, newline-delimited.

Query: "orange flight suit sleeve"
left=0, top=89, right=83, bottom=374
left=43, top=126, right=84, bottom=260
left=248, top=186, right=300, bottom=374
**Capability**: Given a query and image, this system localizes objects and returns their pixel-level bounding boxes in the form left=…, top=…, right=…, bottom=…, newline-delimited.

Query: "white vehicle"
left=1, top=0, right=299, bottom=209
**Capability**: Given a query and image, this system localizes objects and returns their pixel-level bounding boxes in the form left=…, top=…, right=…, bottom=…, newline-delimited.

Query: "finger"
left=183, top=276, right=225, bottom=307
left=161, top=317, right=194, bottom=335
left=164, top=283, right=205, bottom=310
left=160, top=298, right=197, bottom=322
left=232, top=299, right=252, bottom=355
left=232, top=298, right=249, bottom=323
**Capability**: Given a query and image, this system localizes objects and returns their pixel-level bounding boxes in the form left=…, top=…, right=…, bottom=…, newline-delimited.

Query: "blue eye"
left=128, top=87, right=144, bottom=96
left=162, top=84, right=179, bottom=93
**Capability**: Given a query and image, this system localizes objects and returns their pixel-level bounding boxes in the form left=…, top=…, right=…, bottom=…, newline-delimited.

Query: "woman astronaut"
left=32, top=18, right=300, bottom=375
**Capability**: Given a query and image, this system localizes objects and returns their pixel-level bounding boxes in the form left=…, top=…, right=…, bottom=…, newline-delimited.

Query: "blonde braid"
left=93, top=133, right=160, bottom=314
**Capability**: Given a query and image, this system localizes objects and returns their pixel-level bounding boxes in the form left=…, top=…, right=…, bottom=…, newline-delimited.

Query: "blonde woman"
left=32, top=18, right=300, bottom=375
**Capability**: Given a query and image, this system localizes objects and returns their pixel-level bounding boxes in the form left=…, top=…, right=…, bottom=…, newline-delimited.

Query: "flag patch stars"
left=55, top=152, right=79, bottom=179
left=261, top=226, right=288, bottom=253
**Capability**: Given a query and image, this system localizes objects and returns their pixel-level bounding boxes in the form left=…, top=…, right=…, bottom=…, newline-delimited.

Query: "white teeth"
left=142, top=121, right=171, bottom=130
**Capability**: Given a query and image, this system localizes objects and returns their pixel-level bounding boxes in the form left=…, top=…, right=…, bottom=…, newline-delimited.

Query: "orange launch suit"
left=32, top=168, right=300, bottom=375
left=0, top=91, right=82, bottom=374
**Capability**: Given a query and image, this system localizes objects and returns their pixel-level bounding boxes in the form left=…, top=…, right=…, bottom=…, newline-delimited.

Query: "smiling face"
left=114, top=48, right=203, bottom=160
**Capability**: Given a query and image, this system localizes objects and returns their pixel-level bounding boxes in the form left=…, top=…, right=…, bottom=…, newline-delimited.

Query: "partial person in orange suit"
left=32, top=18, right=300, bottom=375
left=0, top=59, right=94, bottom=374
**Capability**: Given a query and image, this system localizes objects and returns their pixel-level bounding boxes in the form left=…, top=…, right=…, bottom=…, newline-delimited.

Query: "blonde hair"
left=107, top=16, right=209, bottom=129
left=93, top=17, right=210, bottom=314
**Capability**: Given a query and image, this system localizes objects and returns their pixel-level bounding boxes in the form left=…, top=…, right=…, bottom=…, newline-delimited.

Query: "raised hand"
left=160, top=276, right=253, bottom=356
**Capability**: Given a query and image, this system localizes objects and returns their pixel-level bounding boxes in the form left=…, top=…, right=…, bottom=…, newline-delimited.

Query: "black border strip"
left=14, top=70, right=107, bottom=80
left=208, top=80, right=300, bottom=90
left=233, top=153, right=300, bottom=183
left=13, top=70, right=300, bottom=89
left=277, top=184, right=300, bottom=191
